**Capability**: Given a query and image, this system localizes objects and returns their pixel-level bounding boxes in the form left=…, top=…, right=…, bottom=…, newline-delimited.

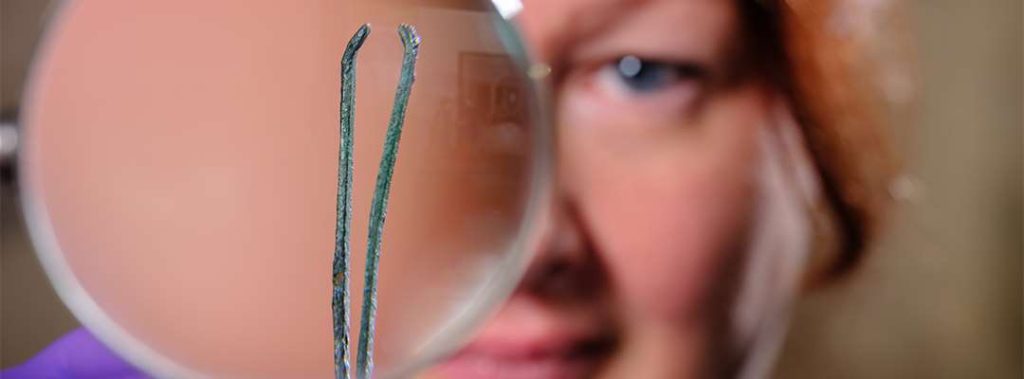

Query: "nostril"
left=521, top=241, right=607, bottom=303
left=529, top=259, right=573, bottom=290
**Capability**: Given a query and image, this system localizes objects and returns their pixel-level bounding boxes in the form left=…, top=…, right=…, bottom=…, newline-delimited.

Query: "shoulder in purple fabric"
left=1, top=328, right=147, bottom=379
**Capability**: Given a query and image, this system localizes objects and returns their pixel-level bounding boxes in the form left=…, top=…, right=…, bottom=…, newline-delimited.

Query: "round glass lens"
left=20, top=0, right=549, bottom=377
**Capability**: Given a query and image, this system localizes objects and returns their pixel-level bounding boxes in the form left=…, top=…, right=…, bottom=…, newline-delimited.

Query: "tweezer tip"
left=398, top=24, right=422, bottom=48
left=356, top=23, right=372, bottom=39
left=346, top=24, right=371, bottom=52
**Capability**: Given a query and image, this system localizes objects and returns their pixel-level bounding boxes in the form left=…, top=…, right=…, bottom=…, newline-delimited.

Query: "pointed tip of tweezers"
left=347, top=23, right=372, bottom=52
left=397, top=23, right=421, bottom=49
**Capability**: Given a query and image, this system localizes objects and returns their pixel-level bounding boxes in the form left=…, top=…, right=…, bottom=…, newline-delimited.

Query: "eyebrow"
left=521, top=0, right=653, bottom=70
left=530, top=0, right=750, bottom=83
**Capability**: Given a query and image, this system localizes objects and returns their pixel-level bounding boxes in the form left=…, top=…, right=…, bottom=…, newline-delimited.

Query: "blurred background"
left=1, top=0, right=1020, bottom=377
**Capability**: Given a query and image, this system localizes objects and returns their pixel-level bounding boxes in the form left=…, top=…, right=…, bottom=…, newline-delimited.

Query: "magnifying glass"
left=19, top=0, right=550, bottom=377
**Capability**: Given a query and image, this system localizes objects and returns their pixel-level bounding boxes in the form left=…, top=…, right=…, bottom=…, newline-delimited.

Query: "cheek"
left=561, top=89, right=763, bottom=321
left=603, top=165, right=754, bottom=319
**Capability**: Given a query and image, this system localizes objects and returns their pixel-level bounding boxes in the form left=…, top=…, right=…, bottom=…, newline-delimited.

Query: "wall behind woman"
left=1, top=0, right=81, bottom=368
left=1, top=0, right=1021, bottom=377
left=775, top=0, right=1022, bottom=377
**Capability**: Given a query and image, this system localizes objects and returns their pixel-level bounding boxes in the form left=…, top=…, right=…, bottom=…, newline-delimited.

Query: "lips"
left=432, top=295, right=612, bottom=379
left=435, top=351, right=594, bottom=379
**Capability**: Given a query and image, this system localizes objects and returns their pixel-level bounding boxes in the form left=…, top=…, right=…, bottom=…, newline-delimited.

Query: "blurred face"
left=425, top=0, right=823, bottom=378
left=24, top=0, right=847, bottom=377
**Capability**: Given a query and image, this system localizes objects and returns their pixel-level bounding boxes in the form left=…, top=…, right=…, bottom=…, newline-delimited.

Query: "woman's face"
left=428, top=0, right=804, bottom=378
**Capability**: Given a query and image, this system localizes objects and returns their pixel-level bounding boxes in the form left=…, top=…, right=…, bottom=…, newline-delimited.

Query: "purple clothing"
left=2, top=328, right=147, bottom=379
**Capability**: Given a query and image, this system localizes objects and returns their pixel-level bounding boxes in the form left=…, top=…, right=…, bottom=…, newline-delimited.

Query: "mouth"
left=432, top=295, right=614, bottom=379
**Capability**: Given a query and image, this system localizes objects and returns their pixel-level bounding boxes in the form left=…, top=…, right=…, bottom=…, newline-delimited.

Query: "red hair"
left=745, top=0, right=906, bottom=276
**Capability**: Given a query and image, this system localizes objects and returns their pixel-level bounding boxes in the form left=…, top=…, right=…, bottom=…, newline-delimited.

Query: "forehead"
left=517, top=0, right=738, bottom=62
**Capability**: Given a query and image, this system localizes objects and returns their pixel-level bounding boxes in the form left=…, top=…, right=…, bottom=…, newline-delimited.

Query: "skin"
left=8, top=0, right=841, bottom=377
left=426, top=0, right=832, bottom=378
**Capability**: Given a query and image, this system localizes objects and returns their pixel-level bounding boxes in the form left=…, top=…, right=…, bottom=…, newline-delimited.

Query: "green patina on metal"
left=356, top=24, right=422, bottom=379
left=333, top=23, right=369, bottom=379
left=334, top=23, right=421, bottom=379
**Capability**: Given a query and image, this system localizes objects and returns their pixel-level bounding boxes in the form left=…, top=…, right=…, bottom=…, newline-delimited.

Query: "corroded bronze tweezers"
left=332, top=23, right=422, bottom=379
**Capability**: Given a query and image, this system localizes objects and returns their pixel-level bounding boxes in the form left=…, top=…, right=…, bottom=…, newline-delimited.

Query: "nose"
left=518, top=195, right=606, bottom=303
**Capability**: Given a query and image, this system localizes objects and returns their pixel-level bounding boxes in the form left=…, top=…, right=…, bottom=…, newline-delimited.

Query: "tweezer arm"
left=355, top=24, right=422, bottom=379
left=333, top=23, right=370, bottom=379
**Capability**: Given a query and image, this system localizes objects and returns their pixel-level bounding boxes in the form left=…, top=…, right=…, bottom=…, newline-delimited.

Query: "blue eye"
left=611, top=55, right=704, bottom=93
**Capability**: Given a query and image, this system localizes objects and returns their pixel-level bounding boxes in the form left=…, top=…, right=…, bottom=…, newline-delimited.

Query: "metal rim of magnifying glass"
left=17, top=1, right=552, bottom=378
